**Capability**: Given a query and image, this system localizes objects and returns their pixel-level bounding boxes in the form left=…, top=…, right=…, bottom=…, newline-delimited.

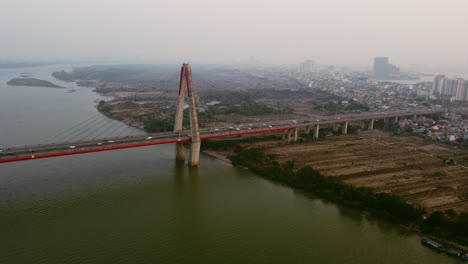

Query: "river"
left=0, top=64, right=462, bottom=263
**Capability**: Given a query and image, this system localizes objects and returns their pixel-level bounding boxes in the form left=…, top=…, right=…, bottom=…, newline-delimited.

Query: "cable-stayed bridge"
left=0, top=64, right=446, bottom=166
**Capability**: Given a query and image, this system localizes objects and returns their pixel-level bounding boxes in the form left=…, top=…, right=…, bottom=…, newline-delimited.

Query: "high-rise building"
left=434, top=75, right=468, bottom=101
left=446, top=78, right=464, bottom=97
left=299, top=60, right=314, bottom=73
left=456, top=81, right=468, bottom=101
left=373, top=57, right=388, bottom=76
left=432, top=75, right=446, bottom=94
left=373, top=57, right=400, bottom=78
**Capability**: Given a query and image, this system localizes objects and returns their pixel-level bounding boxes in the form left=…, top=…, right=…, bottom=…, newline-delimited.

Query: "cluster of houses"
left=400, top=112, right=468, bottom=144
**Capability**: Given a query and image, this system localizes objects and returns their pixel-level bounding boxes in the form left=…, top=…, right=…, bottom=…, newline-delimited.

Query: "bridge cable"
left=135, top=73, right=180, bottom=100
left=41, top=113, right=105, bottom=144
left=54, top=116, right=110, bottom=143
left=73, top=118, right=119, bottom=142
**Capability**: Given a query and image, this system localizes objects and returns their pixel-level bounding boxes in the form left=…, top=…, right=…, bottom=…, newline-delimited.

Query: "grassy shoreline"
left=202, top=138, right=468, bottom=252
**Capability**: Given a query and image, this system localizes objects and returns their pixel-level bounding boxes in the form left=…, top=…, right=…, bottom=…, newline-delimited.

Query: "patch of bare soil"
left=256, top=130, right=468, bottom=213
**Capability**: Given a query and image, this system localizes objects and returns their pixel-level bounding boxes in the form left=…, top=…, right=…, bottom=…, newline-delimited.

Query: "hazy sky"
left=1, top=0, right=467, bottom=67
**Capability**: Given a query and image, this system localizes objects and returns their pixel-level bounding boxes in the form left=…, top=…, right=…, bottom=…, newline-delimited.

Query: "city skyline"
left=1, top=0, right=467, bottom=68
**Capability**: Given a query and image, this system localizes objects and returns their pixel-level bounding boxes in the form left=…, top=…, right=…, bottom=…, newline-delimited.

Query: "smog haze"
left=1, top=0, right=467, bottom=68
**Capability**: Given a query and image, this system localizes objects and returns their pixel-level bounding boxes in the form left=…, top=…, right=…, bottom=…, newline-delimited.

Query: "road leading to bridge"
left=0, top=108, right=446, bottom=164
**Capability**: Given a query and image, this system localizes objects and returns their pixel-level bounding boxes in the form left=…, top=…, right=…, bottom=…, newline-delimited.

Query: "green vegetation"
left=142, top=115, right=174, bottom=133
left=141, top=110, right=214, bottom=133
left=424, top=171, right=446, bottom=178
left=202, top=89, right=294, bottom=116
left=228, top=146, right=468, bottom=245
left=421, top=210, right=468, bottom=246
left=229, top=146, right=423, bottom=223
left=315, top=100, right=369, bottom=112
left=201, top=136, right=280, bottom=151
left=7, top=78, right=63, bottom=88
left=122, top=100, right=139, bottom=109
left=52, top=67, right=140, bottom=82
left=97, top=100, right=112, bottom=113
left=222, top=102, right=275, bottom=116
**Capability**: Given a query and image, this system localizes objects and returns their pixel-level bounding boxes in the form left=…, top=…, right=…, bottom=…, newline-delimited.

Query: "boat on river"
left=421, top=236, right=468, bottom=261
left=421, top=236, right=445, bottom=252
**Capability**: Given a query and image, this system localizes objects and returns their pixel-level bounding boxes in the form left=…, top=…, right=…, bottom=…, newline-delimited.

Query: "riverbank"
left=202, top=150, right=232, bottom=163
left=199, top=134, right=468, bottom=255
left=236, top=145, right=468, bottom=251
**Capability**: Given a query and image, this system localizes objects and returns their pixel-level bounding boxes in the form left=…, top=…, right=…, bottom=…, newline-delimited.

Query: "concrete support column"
left=333, top=123, right=339, bottom=132
left=174, top=68, right=186, bottom=162
left=342, top=121, right=348, bottom=134
left=369, top=119, right=374, bottom=131
left=187, top=85, right=201, bottom=166
left=360, top=120, right=365, bottom=129
left=394, top=116, right=399, bottom=123
left=288, top=129, right=292, bottom=143
left=189, top=141, right=201, bottom=166
left=282, top=130, right=287, bottom=140
left=304, top=126, right=310, bottom=135
left=175, top=142, right=185, bottom=161
left=313, top=124, right=320, bottom=139
left=294, top=127, right=298, bottom=142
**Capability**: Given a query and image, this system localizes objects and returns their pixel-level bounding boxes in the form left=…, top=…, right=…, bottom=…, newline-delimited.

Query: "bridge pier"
left=369, top=119, right=374, bottom=131
left=304, top=126, right=310, bottom=135
left=313, top=124, right=320, bottom=139
left=342, top=122, right=348, bottom=134
left=294, top=127, right=298, bottom=142
left=174, top=65, right=187, bottom=162
left=394, top=116, right=399, bottom=123
left=188, top=84, right=201, bottom=166
left=333, top=123, right=339, bottom=132
left=175, top=143, right=185, bottom=161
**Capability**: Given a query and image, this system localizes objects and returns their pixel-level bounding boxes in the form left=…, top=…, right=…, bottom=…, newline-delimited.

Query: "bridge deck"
left=0, top=126, right=297, bottom=163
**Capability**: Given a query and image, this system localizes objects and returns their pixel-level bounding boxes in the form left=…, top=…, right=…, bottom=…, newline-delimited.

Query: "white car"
left=69, top=146, right=76, bottom=149
left=97, top=142, right=103, bottom=145
left=146, top=136, right=153, bottom=140
left=107, top=140, right=115, bottom=143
